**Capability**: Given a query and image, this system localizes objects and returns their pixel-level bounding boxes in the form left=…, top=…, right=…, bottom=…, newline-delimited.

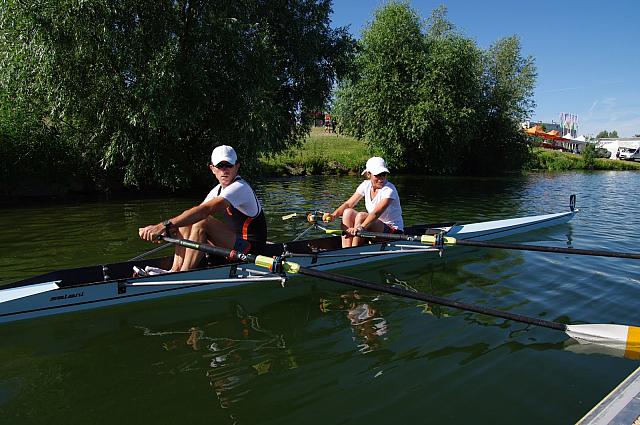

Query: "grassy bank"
left=260, top=127, right=371, bottom=175
left=261, top=133, right=640, bottom=176
left=529, top=148, right=640, bottom=171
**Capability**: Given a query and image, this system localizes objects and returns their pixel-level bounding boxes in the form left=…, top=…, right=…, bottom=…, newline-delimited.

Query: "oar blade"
left=566, top=324, right=640, bottom=350
left=0, top=281, right=60, bottom=304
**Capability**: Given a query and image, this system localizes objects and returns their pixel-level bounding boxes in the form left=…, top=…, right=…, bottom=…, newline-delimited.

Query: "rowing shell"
left=0, top=204, right=576, bottom=324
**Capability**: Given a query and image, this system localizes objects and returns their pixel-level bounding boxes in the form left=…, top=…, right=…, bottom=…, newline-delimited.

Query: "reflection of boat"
left=0, top=199, right=576, bottom=324
left=564, top=339, right=640, bottom=361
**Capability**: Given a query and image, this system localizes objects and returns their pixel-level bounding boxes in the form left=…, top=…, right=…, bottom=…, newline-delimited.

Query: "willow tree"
left=0, top=0, right=354, bottom=191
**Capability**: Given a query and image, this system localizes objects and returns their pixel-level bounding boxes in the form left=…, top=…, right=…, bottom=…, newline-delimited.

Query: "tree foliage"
left=596, top=130, right=618, bottom=139
left=0, top=0, right=355, bottom=192
left=333, top=2, right=536, bottom=174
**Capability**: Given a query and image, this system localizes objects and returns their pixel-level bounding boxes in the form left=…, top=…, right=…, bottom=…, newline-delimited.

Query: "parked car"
left=595, top=148, right=611, bottom=159
left=619, top=147, right=640, bottom=161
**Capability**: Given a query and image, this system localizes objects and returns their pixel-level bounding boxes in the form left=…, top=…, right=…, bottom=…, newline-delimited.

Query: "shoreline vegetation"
left=261, top=127, right=640, bottom=176
left=259, top=127, right=372, bottom=176
left=4, top=127, right=640, bottom=204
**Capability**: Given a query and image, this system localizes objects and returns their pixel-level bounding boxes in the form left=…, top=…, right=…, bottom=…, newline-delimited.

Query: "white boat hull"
left=0, top=208, right=576, bottom=324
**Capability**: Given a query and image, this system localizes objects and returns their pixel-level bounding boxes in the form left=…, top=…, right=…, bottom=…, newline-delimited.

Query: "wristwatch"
left=162, top=219, right=174, bottom=234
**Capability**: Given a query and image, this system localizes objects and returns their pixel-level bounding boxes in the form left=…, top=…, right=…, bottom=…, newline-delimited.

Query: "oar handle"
left=281, top=211, right=332, bottom=222
left=159, top=235, right=301, bottom=273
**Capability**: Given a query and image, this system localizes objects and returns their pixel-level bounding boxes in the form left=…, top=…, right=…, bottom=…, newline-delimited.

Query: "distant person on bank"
left=138, top=145, right=267, bottom=273
left=323, top=157, right=403, bottom=248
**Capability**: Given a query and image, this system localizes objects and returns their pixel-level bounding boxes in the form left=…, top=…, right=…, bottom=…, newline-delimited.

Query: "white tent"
left=562, top=134, right=586, bottom=142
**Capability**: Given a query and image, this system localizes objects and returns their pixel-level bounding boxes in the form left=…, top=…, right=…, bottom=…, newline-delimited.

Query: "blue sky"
left=330, top=0, right=640, bottom=137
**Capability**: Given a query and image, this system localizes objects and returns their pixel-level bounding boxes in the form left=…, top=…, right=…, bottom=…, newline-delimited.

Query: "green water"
left=1, top=172, right=639, bottom=424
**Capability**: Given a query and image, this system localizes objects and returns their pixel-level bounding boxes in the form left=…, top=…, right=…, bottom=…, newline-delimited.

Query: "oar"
left=282, top=211, right=326, bottom=222
left=356, top=230, right=640, bottom=260
left=158, top=235, right=640, bottom=350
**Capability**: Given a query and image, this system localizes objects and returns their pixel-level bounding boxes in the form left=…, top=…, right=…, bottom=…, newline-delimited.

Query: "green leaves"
left=1, top=0, right=355, bottom=192
left=334, top=2, right=537, bottom=175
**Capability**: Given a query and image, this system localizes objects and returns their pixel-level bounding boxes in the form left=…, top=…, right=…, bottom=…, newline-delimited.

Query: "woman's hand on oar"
left=156, top=235, right=640, bottom=351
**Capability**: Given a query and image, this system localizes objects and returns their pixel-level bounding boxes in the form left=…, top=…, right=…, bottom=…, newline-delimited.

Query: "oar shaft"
left=296, top=266, right=565, bottom=331
left=154, top=235, right=640, bottom=349
left=357, top=230, right=640, bottom=260
left=158, top=235, right=566, bottom=331
left=161, top=236, right=257, bottom=263
left=453, top=239, right=640, bottom=260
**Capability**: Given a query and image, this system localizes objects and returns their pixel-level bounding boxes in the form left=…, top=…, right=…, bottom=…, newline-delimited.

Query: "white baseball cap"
left=211, top=145, right=237, bottom=166
left=361, top=157, right=389, bottom=176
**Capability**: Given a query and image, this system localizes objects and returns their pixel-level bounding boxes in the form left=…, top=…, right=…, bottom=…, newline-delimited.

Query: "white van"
left=619, top=147, right=640, bottom=161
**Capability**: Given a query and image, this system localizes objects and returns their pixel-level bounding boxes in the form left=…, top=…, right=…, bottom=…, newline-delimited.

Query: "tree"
left=596, top=130, right=618, bottom=139
left=464, top=35, right=536, bottom=173
left=334, top=1, right=428, bottom=168
left=333, top=2, right=536, bottom=174
left=581, top=143, right=596, bottom=169
left=0, top=0, right=355, bottom=191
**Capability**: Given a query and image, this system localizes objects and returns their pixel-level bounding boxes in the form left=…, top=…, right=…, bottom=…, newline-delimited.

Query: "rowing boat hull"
left=0, top=208, right=576, bottom=324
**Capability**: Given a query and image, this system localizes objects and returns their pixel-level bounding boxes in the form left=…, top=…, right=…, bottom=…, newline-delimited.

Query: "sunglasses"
left=215, top=162, right=235, bottom=169
left=374, top=172, right=388, bottom=178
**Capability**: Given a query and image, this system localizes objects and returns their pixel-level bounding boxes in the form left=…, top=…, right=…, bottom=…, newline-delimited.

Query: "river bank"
left=3, top=129, right=640, bottom=203
left=260, top=127, right=640, bottom=175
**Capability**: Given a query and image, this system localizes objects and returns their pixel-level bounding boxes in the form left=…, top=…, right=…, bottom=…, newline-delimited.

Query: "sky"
left=329, top=0, right=640, bottom=138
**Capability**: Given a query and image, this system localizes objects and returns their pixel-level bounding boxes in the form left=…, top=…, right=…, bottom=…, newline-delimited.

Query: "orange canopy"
left=524, top=127, right=567, bottom=141
left=525, top=126, right=543, bottom=135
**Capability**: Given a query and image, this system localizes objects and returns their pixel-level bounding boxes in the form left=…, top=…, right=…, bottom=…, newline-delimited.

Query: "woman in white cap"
left=138, top=145, right=267, bottom=273
left=324, top=156, right=403, bottom=248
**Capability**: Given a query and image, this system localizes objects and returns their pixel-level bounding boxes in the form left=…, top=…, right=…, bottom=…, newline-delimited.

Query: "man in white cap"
left=138, top=145, right=267, bottom=273
left=323, top=156, right=403, bottom=247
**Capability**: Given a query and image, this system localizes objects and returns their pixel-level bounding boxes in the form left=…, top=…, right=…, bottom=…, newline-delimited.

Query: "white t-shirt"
left=202, top=177, right=261, bottom=217
left=355, top=180, right=403, bottom=230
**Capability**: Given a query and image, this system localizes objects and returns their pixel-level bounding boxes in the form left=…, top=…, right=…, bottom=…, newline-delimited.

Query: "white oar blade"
left=0, top=281, right=60, bottom=304
left=566, top=324, right=640, bottom=349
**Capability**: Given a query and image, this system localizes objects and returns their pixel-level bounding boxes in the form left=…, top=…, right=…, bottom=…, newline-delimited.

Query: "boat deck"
left=578, top=366, right=640, bottom=424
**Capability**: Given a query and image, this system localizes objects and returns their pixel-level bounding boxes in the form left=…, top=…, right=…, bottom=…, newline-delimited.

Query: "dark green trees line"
left=333, top=4, right=537, bottom=174
left=1, top=1, right=537, bottom=197
left=0, top=0, right=354, bottom=195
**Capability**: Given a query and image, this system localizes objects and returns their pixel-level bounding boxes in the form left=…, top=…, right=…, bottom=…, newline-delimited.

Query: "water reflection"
left=136, top=303, right=298, bottom=419
left=564, top=340, right=640, bottom=361
left=320, top=290, right=388, bottom=354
